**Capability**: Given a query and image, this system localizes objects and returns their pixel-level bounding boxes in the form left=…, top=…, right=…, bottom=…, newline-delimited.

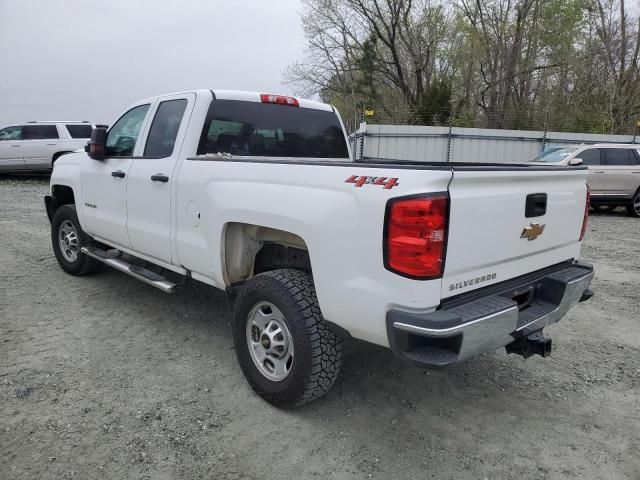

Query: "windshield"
left=530, top=147, right=577, bottom=163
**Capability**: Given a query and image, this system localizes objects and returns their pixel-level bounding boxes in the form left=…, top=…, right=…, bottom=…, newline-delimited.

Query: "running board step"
left=81, top=246, right=176, bottom=293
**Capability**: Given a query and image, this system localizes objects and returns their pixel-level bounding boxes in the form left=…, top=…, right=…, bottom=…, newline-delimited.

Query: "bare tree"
left=593, top=0, right=640, bottom=132
left=285, top=0, right=640, bottom=133
left=284, top=0, right=455, bottom=121
left=457, top=0, right=580, bottom=127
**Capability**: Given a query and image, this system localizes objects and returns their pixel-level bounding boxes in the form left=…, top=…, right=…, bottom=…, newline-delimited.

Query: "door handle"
left=632, top=171, right=640, bottom=174
left=47, top=143, right=57, bottom=146
left=150, top=174, right=169, bottom=183
left=593, top=171, right=605, bottom=174
left=111, top=170, right=126, bottom=178
left=11, top=144, right=20, bottom=147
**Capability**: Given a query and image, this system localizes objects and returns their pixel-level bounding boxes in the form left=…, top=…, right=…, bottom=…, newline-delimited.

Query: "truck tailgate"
left=442, top=167, right=588, bottom=298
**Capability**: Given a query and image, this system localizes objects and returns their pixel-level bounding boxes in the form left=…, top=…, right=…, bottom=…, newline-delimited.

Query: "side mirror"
left=569, top=157, right=583, bottom=166
left=86, top=126, right=108, bottom=160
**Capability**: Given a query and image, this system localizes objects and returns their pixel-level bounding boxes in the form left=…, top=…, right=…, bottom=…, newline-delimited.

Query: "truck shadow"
left=590, top=206, right=630, bottom=216
left=0, top=173, right=50, bottom=181
left=70, top=266, right=601, bottom=473
left=100, top=266, right=560, bottom=404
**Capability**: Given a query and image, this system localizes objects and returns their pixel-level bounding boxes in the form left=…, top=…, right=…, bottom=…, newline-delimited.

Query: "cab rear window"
left=197, top=100, right=348, bottom=158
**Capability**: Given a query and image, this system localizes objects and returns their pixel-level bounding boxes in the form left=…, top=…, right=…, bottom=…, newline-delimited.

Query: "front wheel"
left=626, top=190, right=640, bottom=218
left=51, top=205, right=98, bottom=275
left=232, top=269, right=343, bottom=408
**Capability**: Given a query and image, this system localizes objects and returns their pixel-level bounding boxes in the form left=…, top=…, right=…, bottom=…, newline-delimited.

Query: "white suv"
left=0, top=121, right=95, bottom=172
left=531, top=143, right=640, bottom=217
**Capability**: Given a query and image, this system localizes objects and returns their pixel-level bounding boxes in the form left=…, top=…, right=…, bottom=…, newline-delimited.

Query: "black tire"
left=232, top=269, right=343, bottom=408
left=626, top=190, right=640, bottom=218
left=51, top=205, right=98, bottom=275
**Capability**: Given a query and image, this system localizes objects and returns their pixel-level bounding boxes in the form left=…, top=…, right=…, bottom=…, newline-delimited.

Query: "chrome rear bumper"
left=386, top=261, right=594, bottom=367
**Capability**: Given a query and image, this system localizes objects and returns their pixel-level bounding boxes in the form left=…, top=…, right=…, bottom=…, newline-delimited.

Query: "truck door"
left=125, top=94, right=193, bottom=263
left=81, top=103, right=152, bottom=247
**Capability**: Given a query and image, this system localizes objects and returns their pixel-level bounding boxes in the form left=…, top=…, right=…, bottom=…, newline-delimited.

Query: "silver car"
left=0, top=121, right=94, bottom=173
left=531, top=144, right=640, bottom=217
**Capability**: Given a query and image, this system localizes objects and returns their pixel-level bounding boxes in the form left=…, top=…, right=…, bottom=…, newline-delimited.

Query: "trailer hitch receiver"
left=505, top=331, right=552, bottom=359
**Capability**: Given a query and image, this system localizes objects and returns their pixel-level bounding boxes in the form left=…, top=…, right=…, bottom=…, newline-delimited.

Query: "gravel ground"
left=1, top=175, right=639, bottom=480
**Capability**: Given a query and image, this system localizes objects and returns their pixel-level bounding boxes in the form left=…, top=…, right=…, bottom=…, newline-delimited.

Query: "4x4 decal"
left=345, top=175, right=399, bottom=190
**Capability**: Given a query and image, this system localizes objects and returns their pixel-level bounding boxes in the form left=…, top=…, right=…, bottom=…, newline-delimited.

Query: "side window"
left=143, top=99, right=188, bottom=157
left=578, top=149, right=601, bottom=165
left=22, top=125, right=59, bottom=140
left=65, top=124, right=93, bottom=138
left=604, top=148, right=634, bottom=166
left=0, top=126, right=22, bottom=140
left=106, top=104, right=150, bottom=157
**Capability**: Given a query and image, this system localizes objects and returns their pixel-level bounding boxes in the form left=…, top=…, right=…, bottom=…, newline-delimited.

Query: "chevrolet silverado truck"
left=45, top=90, right=594, bottom=407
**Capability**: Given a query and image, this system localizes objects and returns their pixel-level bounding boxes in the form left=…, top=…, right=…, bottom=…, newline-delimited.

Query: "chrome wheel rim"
left=246, top=301, right=294, bottom=382
left=58, top=220, right=79, bottom=262
left=634, top=193, right=640, bottom=215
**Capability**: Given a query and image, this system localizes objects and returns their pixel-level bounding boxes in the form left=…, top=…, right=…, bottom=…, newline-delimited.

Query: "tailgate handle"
left=525, top=193, right=547, bottom=218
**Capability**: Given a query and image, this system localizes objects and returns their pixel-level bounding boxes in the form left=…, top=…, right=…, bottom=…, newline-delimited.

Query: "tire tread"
left=51, top=204, right=98, bottom=276
left=627, top=190, right=640, bottom=218
left=233, top=269, right=343, bottom=407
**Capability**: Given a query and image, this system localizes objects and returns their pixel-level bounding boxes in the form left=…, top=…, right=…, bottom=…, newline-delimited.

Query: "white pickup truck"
left=46, top=90, right=594, bottom=407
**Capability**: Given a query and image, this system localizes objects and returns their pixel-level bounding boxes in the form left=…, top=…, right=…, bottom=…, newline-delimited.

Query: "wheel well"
left=223, top=223, right=310, bottom=284
left=51, top=185, right=75, bottom=209
left=52, top=151, right=73, bottom=164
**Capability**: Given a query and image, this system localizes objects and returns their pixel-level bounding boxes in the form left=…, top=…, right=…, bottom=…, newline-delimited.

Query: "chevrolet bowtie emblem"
left=521, top=223, right=545, bottom=241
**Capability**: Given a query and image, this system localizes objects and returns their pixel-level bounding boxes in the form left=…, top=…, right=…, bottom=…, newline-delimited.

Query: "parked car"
left=45, top=90, right=593, bottom=407
left=530, top=144, right=640, bottom=217
left=0, top=121, right=95, bottom=172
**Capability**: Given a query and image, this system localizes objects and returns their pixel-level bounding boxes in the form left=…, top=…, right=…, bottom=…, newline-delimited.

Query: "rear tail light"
left=579, top=184, right=590, bottom=241
left=384, top=194, right=449, bottom=279
left=260, top=93, right=299, bottom=107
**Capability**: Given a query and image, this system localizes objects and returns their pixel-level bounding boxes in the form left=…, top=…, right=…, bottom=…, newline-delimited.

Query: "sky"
left=0, top=0, right=305, bottom=125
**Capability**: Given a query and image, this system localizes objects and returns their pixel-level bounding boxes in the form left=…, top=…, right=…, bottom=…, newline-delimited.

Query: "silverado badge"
left=521, top=223, right=545, bottom=241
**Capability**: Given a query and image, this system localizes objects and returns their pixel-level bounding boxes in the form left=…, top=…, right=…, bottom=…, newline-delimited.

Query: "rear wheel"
left=232, top=269, right=343, bottom=408
left=627, top=190, right=640, bottom=218
left=51, top=205, right=98, bottom=275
